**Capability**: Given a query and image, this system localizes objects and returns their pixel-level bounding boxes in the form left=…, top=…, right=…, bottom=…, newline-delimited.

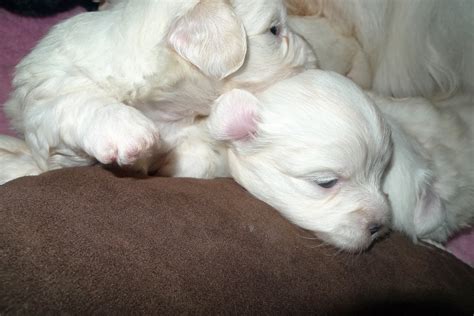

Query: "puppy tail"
left=0, top=135, right=42, bottom=185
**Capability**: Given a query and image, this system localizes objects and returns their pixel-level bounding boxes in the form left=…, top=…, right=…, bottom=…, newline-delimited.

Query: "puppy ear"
left=208, top=89, right=260, bottom=141
left=168, top=0, right=247, bottom=80
left=413, top=180, right=447, bottom=238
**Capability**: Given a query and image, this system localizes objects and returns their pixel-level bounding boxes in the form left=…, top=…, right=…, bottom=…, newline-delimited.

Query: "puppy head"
left=224, top=0, right=317, bottom=91
left=168, top=0, right=316, bottom=84
left=209, top=70, right=392, bottom=252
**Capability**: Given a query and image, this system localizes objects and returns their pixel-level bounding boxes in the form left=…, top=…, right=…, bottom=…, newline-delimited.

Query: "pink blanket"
left=0, top=7, right=84, bottom=135
left=0, top=8, right=472, bottom=266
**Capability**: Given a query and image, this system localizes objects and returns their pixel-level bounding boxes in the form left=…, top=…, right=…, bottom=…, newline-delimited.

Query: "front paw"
left=84, top=107, right=160, bottom=167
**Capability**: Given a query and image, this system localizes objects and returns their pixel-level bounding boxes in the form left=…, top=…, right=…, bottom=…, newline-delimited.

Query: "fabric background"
left=1, top=166, right=473, bottom=314
left=0, top=7, right=84, bottom=135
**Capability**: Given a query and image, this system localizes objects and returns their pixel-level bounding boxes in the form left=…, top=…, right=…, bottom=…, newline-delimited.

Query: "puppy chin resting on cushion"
left=0, top=0, right=315, bottom=184
left=206, top=70, right=473, bottom=251
left=208, top=70, right=393, bottom=252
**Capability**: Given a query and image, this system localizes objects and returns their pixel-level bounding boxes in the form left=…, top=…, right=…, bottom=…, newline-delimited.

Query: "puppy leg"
left=20, top=92, right=160, bottom=172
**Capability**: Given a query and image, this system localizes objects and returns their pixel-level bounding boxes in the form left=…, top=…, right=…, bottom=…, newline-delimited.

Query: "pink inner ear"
left=210, top=89, right=260, bottom=142
left=222, top=103, right=258, bottom=140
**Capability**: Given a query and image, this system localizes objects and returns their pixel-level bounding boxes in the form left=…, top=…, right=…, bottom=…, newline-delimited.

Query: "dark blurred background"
left=0, top=0, right=98, bottom=16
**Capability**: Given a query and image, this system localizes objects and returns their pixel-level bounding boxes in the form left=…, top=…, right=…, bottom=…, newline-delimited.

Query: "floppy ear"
left=413, top=180, right=447, bottom=238
left=208, top=89, right=260, bottom=141
left=168, top=0, right=247, bottom=80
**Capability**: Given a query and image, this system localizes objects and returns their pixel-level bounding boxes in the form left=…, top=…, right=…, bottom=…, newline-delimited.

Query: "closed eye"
left=316, top=179, right=338, bottom=189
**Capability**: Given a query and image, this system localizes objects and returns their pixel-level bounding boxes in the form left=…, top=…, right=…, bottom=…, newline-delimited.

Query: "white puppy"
left=206, top=70, right=473, bottom=250
left=285, top=0, right=474, bottom=99
left=208, top=70, right=393, bottom=251
left=0, top=0, right=315, bottom=184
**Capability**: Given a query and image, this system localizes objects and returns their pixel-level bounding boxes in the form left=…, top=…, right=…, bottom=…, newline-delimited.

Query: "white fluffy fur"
left=1, top=0, right=472, bottom=252
left=208, top=70, right=474, bottom=249
left=209, top=70, right=393, bottom=251
left=0, top=0, right=315, bottom=184
left=0, top=135, right=41, bottom=184
left=375, top=94, right=474, bottom=242
left=286, top=0, right=474, bottom=98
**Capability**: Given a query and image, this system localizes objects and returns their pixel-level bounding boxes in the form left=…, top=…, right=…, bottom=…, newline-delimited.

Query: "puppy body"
left=5, top=0, right=221, bottom=173
left=286, top=0, right=474, bottom=99
left=1, top=0, right=315, bottom=184
left=375, top=94, right=474, bottom=242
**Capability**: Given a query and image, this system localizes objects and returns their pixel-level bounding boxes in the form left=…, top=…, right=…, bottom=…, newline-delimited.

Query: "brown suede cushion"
left=1, top=166, right=473, bottom=314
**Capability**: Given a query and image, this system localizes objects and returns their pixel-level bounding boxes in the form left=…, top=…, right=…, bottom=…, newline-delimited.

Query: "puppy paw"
left=84, top=107, right=160, bottom=167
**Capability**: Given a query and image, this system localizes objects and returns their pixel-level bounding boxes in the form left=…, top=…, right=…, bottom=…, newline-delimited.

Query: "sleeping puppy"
left=284, top=0, right=474, bottom=99
left=208, top=70, right=393, bottom=251
left=0, top=0, right=315, bottom=183
left=206, top=70, right=473, bottom=250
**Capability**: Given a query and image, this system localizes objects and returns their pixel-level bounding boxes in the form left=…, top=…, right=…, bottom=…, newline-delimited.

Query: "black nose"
left=369, top=224, right=382, bottom=235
